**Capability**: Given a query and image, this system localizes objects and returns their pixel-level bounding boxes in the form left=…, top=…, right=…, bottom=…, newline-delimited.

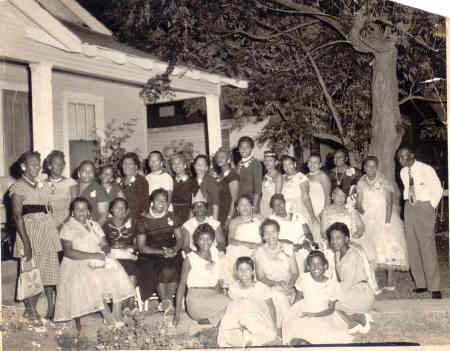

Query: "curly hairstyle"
left=260, top=218, right=280, bottom=238
left=192, top=223, right=216, bottom=250
left=237, top=136, right=255, bottom=149
left=326, top=222, right=350, bottom=242
left=43, top=150, right=65, bottom=175
left=150, top=188, right=169, bottom=203
left=120, top=152, right=141, bottom=172
left=69, top=197, right=92, bottom=215
left=305, top=250, right=329, bottom=270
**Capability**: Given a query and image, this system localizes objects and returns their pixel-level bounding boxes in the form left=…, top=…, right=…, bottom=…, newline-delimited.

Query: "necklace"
left=49, top=176, right=64, bottom=183
left=334, top=167, right=346, bottom=186
left=149, top=207, right=166, bottom=219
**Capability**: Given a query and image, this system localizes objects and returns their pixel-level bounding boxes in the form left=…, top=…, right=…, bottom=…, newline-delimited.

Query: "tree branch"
left=265, top=0, right=348, bottom=39
left=399, top=95, right=446, bottom=105
left=310, top=40, right=351, bottom=54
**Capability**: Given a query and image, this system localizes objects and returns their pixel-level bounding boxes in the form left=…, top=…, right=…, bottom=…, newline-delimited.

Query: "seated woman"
left=181, top=190, right=225, bottom=253
left=54, top=197, right=135, bottom=331
left=321, top=187, right=376, bottom=266
left=327, top=222, right=377, bottom=334
left=283, top=251, right=353, bottom=345
left=174, top=223, right=229, bottom=327
left=102, top=198, right=139, bottom=283
left=269, top=194, right=315, bottom=292
left=225, top=194, right=264, bottom=285
left=253, top=219, right=298, bottom=328
left=218, top=256, right=278, bottom=347
left=137, top=188, right=183, bottom=313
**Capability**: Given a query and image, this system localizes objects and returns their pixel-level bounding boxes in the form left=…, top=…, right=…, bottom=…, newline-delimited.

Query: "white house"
left=0, top=0, right=248, bottom=180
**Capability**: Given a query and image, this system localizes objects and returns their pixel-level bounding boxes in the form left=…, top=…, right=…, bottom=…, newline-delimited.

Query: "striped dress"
left=11, top=179, right=62, bottom=285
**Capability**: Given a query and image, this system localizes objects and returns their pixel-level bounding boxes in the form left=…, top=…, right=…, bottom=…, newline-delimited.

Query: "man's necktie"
left=408, top=167, right=416, bottom=204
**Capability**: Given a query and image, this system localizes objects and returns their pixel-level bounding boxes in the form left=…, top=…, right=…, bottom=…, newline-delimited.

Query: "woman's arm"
left=255, top=258, right=280, bottom=287
left=99, top=237, right=111, bottom=255
left=302, top=300, right=336, bottom=318
left=300, top=181, right=317, bottom=223
left=253, top=162, right=263, bottom=213
left=355, top=185, right=364, bottom=214
left=225, top=180, right=239, bottom=227
left=319, top=212, right=328, bottom=240
left=385, top=191, right=393, bottom=224
left=172, top=227, right=184, bottom=254
left=352, top=211, right=365, bottom=239
left=11, top=194, right=32, bottom=261
left=136, top=233, right=164, bottom=256
left=96, top=201, right=109, bottom=226
left=174, top=258, right=191, bottom=326
left=211, top=204, right=219, bottom=221
left=215, top=225, right=226, bottom=251
left=320, top=173, right=332, bottom=207
left=62, top=239, right=105, bottom=261
left=274, top=172, right=283, bottom=194
left=288, top=251, right=299, bottom=287
left=180, top=226, right=191, bottom=253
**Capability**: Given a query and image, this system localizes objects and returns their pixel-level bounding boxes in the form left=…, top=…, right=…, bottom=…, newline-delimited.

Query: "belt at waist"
left=22, top=205, right=49, bottom=215
left=188, top=286, right=217, bottom=290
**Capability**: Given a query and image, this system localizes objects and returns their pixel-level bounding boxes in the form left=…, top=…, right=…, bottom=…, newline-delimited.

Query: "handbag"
left=16, top=258, right=43, bottom=301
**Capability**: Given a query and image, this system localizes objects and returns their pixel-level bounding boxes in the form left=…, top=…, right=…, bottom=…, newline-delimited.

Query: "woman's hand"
left=23, top=243, right=33, bottom=261
left=173, top=313, right=181, bottom=327
left=224, top=217, right=232, bottom=229
left=301, top=312, right=314, bottom=318
left=163, top=247, right=177, bottom=258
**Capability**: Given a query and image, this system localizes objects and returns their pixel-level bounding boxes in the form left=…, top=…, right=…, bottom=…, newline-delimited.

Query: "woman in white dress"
left=225, top=194, right=263, bottom=285
left=254, top=219, right=298, bottom=328
left=218, top=256, right=278, bottom=347
left=307, top=154, right=331, bottom=218
left=356, top=156, right=409, bottom=289
left=321, top=187, right=377, bottom=266
left=281, top=155, right=317, bottom=227
left=260, top=151, right=283, bottom=218
left=283, top=250, right=353, bottom=345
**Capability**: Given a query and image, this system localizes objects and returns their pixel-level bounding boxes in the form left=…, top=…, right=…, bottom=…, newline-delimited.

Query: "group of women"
left=10, top=135, right=409, bottom=345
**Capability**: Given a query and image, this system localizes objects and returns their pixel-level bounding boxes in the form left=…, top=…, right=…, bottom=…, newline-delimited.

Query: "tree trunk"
left=369, top=46, right=403, bottom=194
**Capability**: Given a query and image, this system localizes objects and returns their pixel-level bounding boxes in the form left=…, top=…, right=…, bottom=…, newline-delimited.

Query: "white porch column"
left=29, top=62, right=54, bottom=157
left=205, top=95, right=222, bottom=155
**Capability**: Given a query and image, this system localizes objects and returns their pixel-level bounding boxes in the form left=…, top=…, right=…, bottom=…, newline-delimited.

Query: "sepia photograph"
left=0, top=0, right=448, bottom=349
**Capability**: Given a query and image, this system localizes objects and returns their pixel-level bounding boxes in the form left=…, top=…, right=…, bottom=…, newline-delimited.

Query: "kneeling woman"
left=137, top=188, right=183, bottom=313
left=54, top=197, right=135, bottom=330
left=327, top=222, right=377, bottom=333
left=174, top=223, right=229, bottom=327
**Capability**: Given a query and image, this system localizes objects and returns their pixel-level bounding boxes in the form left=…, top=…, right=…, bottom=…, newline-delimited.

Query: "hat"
left=192, top=190, right=208, bottom=204
left=264, top=150, right=277, bottom=159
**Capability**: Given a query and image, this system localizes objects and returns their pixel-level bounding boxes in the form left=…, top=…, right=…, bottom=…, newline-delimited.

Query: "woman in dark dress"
left=214, top=148, right=240, bottom=230
left=193, top=155, right=220, bottom=220
left=98, top=165, right=124, bottom=205
left=170, top=153, right=198, bottom=224
left=328, top=148, right=362, bottom=198
left=118, top=152, right=149, bottom=220
left=137, top=188, right=184, bottom=313
left=71, top=160, right=109, bottom=226
left=102, top=197, right=138, bottom=280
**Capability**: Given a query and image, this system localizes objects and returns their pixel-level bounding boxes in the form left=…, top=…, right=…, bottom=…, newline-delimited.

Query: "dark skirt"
left=137, top=254, right=182, bottom=301
left=117, top=259, right=140, bottom=278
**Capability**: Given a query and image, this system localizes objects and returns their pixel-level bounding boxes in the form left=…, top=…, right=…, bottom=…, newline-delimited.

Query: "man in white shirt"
left=398, top=147, right=443, bottom=299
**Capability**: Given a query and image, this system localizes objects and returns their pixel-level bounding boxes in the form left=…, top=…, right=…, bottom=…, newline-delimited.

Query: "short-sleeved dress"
left=146, top=172, right=174, bottom=196
left=282, top=273, right=352, bottom=345
left=357, top=173, right=408, bottom=270
left=217, top=170, right=240, bottom=226
left=120, top=175, right=150, bottom=220
left=260, top=174, right=277, bottom=218
left=102, top=217, right=139, bottom=277
left=237, top=158, right=263, bottom=201
left=172, top=176, right=198, bottom=224
left=137, top=212, right=182, bottom=301
left=46, top=177, right=76, bottom=229
left=54, top=218, right=135, bottom=322
left=218, top=281, right=277, bottom=347
left=71, top=181, right=108, bottom=222
left=11, top=179, right=62, bottom=285
left=282, top=172, right=311, bottom=223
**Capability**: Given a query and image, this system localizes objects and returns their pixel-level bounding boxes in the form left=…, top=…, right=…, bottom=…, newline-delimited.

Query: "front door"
left=2, top=89, right=32, bottom=177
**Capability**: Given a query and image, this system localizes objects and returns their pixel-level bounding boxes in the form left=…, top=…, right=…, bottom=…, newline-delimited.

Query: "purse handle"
left=20, top=258, right=37, bottom=273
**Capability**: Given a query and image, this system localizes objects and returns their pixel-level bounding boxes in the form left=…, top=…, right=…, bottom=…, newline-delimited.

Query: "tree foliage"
left=79, top=0, right=446, bottom=165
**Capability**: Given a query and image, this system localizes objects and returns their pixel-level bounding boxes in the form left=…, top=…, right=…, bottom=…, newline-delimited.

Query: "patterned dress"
left=11, top=179, right=62, bottom=285
left=54, top=218, right=135, bottom=321
left=45, top=177, right=76, bottom=229
left=357, top=173, right=409, bottom=270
